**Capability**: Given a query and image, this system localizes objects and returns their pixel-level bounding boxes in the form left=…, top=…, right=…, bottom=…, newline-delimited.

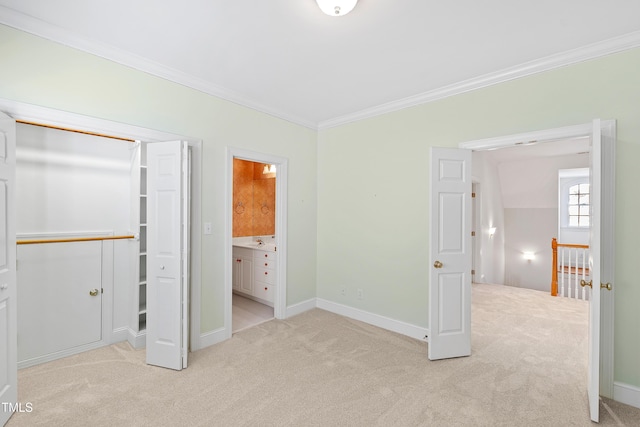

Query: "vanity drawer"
left=258, top=259, right=275, bottom=269
left=254, top=250, right=276, bottom=261
left=253, top=283, right=274, bottom=303
left=254, top=267, right=276, bottom=285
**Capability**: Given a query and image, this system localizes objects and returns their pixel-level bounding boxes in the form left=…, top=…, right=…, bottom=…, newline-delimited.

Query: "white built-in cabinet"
left=232, top=246, right=276, bottom=306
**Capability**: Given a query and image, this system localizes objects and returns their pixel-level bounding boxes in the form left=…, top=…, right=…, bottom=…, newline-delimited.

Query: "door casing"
left=459, top=120, right=616, bottom=398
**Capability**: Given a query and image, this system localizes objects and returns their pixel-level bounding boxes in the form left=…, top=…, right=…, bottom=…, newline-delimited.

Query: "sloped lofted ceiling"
left=1, top=0, right=640, bottom=129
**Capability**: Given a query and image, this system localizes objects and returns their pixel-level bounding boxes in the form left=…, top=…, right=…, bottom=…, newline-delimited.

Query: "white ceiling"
left=2, top=1, right=640, bottom=129
left=485, top=137, right=591, bottom=164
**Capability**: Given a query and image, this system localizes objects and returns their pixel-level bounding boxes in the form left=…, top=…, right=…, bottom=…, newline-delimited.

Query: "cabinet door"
left=240, top=257, right=253, bottom=294
left=232, top=257, right=240, bottom=291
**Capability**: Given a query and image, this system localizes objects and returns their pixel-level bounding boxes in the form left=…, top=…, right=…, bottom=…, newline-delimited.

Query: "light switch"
left=204, top=222, right=212, bottom=235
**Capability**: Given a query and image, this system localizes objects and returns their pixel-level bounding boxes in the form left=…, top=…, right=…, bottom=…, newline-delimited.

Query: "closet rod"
left=16, top=119, right=136, bottom=143
left=17, top=234, right=135, bottom=245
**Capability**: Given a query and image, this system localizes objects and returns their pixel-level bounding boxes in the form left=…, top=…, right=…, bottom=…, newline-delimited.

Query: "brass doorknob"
left=434, top=260, right=443, bottom=269
left=580, top=280, right=592, bottom=288
left=601, top=283, right=612, bottom=291
left=89, top=289, right=99, bottom=296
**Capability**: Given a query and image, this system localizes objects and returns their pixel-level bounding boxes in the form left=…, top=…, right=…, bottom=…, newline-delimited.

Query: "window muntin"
left=568, top=183, right=590, bottom=227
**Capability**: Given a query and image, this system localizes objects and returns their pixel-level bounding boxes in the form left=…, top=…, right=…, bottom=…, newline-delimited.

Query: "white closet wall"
left=16, top=123, right=134, bottom=365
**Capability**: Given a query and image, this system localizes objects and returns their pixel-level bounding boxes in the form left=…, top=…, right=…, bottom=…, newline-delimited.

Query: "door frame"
left=225, top=147, right=288, bottom=339
left=459, top=119, right=616, bottom=398
left=0, top=98, right=204, bottom=352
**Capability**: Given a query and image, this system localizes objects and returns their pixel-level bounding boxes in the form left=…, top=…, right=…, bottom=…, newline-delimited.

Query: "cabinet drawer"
left=254, top=250, right=276, bottom=261
left=258, top=259, right=275, bottom=269
left=254, top=282, right=274, bottom=303
left=254, top=267, right=276, bottom=285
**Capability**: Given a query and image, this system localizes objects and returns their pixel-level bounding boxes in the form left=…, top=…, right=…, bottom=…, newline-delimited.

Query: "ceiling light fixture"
left=316, top=0, right=358, bottom=16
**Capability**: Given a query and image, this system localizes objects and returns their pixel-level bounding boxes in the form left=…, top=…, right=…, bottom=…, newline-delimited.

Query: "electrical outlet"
left=357, top=288, right=364, bottom=299
left=204, top=222, right=212, bottom=235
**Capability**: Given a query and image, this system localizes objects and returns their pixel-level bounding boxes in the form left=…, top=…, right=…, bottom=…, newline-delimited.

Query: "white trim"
left=110, top=326, right=129, bottom=343
left=225, top=147, right=289, bottom=343
left=3, top=5, right=639, bottom=131
left=0, top=6, right=317, bottom=131
left=613, top=382, right=640, bottom=409
left=460, top=119, right=616, bottom=399
left=285, top=298, right=317, bottom=318
left=198, top=327, right=228, bottom=349
left=18, top=340, right=109, bottom=370
left=318, top=32, right=640, bottom=129
left=600, top=120, right=616, bottom=399
left=127, top=327, right=147, bottom=349
left=0, top=99, right=192, bottom=143
left=316, top=298, right=429, bottom=341
left=188, top=142, right=203, bottom=352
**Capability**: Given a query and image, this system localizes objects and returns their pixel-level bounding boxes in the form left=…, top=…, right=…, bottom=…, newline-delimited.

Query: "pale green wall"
left=0, top=25, right=318, bottom=333
left=318, top=48, right=640, bottom=388
left=2, top=22, right=639, bottom=391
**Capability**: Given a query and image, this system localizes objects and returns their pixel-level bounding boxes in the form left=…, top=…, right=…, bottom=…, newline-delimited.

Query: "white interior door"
left=146, top=140, right=189, bottom=371
left=428, top=147, right=472, bottom=360
left=587, top=119, right=602, bottom=422
left=0, top=112, right=16, bottom=426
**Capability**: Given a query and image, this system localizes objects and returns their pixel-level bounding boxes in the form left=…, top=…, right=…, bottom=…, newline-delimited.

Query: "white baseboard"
left=198, top=327, right=228, bottom=349
left=18, top=340, right=108, bottom=369
left=197, top=299, right=427, bottom=351
left=316, top=298, right=429, bottom=341
left=126, top=328, right=146, bottom=349
left=110, top=326, right=129, bottom=344
left=285, top=298, right=317, bottom=318
left=613, top=382, right=640, bottom=409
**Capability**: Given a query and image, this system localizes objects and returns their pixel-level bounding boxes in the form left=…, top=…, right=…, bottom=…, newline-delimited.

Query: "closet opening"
left=12, top=115, right=202, bottom=369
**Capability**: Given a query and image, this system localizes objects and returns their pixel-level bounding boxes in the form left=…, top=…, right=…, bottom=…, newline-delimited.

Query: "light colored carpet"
left=7, top=283, right=640, bottom=426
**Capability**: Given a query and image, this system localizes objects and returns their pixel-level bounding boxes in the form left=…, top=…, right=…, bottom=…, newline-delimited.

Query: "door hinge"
left=471, top=231, right=475, bottom=237
left=471, top=270, right=476, bottom=275
left=101, top=288, right=104, bottom=294
left=472, top=192, right=476, bottom=198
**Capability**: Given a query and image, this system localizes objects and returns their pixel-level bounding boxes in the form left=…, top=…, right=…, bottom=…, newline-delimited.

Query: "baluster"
left=560, top=248, right=565, bottom=297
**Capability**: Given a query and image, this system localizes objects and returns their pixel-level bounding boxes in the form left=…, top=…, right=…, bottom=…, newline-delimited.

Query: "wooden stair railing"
left=551, top=238, right=590, bottom=297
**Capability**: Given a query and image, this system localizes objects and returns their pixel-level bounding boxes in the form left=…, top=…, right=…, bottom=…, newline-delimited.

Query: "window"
left=568, top=183, right=590, bottom=227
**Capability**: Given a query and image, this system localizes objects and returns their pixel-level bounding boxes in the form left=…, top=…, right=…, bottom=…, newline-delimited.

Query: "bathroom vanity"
left=232, top=243, right=277, bottom=307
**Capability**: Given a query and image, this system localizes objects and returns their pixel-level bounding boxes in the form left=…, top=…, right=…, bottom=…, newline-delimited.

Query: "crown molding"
left=3, top=6, right=640, bottom=133
left=0, top=6, right=318, bottom=130
left=318, top=30, right=640, bottom=130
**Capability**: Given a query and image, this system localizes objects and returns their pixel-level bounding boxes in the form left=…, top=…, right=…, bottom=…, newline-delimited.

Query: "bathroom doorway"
left=231, top=158, right=275, bottom=332
left=226, top=148, right=288, bottom=338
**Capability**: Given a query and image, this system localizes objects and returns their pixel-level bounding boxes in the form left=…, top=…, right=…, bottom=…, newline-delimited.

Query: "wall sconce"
left=523, top=252, right=536, bottom=261
left=488, top=227, right=496, bottom=238
left=262, top=164, right=276, bottom=175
